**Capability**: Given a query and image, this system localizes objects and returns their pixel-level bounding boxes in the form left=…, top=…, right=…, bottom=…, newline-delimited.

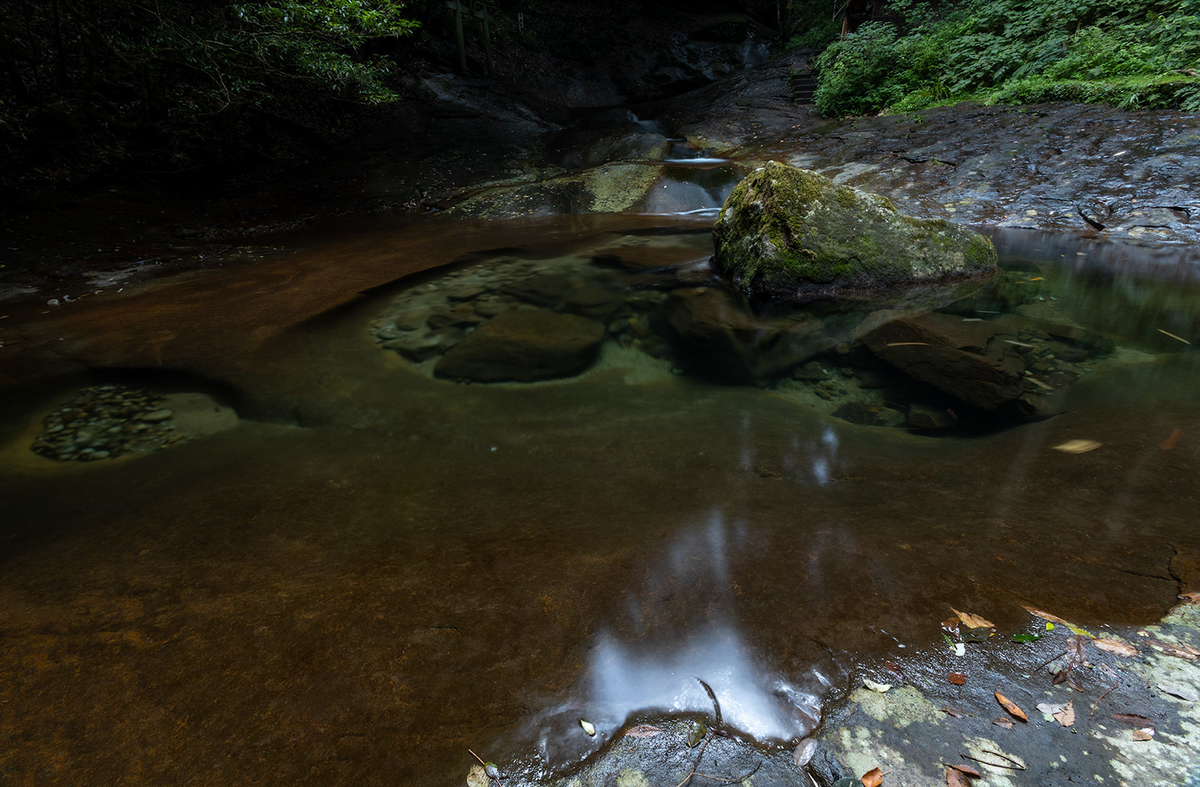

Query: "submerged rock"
left=433, top=309, right=605, bottom=382
left=854, top=310, right=1025, bottom=411
left=712, top=162, right=997, bottom=301
left=666, top=286, right=829, bottom=380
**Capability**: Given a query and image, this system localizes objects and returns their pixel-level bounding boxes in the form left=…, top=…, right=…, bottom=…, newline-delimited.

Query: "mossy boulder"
left=712, top=162, right=997, bottom=301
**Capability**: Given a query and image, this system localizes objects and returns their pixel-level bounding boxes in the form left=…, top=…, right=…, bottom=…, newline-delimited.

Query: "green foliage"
left=812, top=0, right=1200, bottom=116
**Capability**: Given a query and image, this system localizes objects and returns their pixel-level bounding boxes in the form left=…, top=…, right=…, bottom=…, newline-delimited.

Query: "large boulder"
left=433, top=309, right=605, bottom=383
left=712, top=162, right=997, bottom=301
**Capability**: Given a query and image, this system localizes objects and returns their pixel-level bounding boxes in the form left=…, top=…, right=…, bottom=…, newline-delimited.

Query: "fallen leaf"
left=941, top=617, right=961, bottom=633
left=949, top=764, right=981, bottom=777
left=1054, top=701, right=1075, bottom=727
left=1111, top=713, right=1155, bottom=727
left=1133, top=728, right=1155, bottom=741
left=992, top=716, right=1014, bottom=729
left=624, top=724, right=663, bottom=738
left=1179, top=591, right=1200, bottom=604
left=948, top=673, right=967, bottom=685
left=1161, top=428, right=1184, bottom=450
left=793, top=737, right=817, bottom=768
left=947, top=768, right=970, bottom=787
left=951, top=607, right=996, bottom=629
left=1037, top=701, right=1068, bottom=716
left=467, top=764, right=489, bottom=787
left=861, top=767, right=883, bottom=787
left=687, top=721, right=707, bottom=747
left=962, top=626, right=992, bottom=643
left=485, top=763, right=500, bottom=780
left=1011, top=633, right=1041, bottom=643
left=995, top=690, right=1028, bottom=722
left=863, top=678, right=892, bottom=693
left=1022, top=606, right=1072, bottom=626
left=1053, top=439, right=1102, bottom=454
left=941, top=706, right=965, bottom=718
left=1028, top=276, right=1044, bottom=282
left=1158, top=681, right=1200, bottom=702
left=1094, top=638, right=1138, bottom=657
left=580, top=719, right=596, bottom=736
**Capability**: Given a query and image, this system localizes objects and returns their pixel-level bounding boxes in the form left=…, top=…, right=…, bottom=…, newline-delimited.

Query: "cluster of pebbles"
left=32, top=385, right=181, bottom=462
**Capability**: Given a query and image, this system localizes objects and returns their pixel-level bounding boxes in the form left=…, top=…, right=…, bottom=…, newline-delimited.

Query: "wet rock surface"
left=810, top=602, right=1200, bottom=787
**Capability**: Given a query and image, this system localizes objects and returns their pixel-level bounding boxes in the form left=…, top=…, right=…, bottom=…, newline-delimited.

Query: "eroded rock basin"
left=1, top=214, right=1199, bottom=787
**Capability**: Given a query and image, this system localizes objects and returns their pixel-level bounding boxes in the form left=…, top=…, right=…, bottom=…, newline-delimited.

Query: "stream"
left=2, top=147, right=1199, bottom=787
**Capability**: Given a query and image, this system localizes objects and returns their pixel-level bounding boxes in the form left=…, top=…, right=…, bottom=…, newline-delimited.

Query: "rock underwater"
left=712, top=161, right=998, bottom=302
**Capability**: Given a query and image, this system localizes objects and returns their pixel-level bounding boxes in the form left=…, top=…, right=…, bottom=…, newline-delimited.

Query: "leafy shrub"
left=811, top=0, right=1200, bottom=116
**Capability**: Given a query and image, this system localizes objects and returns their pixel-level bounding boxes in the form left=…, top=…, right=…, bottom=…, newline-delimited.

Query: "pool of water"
left=1, top=211, right=1198, bottom=786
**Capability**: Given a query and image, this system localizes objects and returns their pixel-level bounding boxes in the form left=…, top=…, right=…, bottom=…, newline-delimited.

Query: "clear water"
left=1, top=211, right=1199, bottom=787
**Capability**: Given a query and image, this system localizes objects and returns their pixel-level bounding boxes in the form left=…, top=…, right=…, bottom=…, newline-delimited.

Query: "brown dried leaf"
left=793, top=737, right=817, bottom=767
left=1064, top=635, right=1088, bottom=669
left=1161, top=428, right=1184, bottom=450
left=1179, top=591, right=1200, bottom=604
left=624, top=724, right=663, bottom=738
left=992, top=716, right=1014, bottom=729
left=948, top=673, right=967, bottom=686
left=946, top=767, right=971, bottom=787
left=1094, top=638, right=1138, bottom=657
left=1022, top=606, right=1072, bottom=626
left=952, top=608, right=995, bottom=629
left=1053, top=700, right=1075, bottom=727
left=861, top=766, right=883, bottom=787
left=941, top=617, right=961, bottom=633
left=1133, top=728, right=1155, bottom=741
left=941, top=706, right=965, bottom=718
left=1111, top=713, right=1155, bottom=728
left=950, top=764, right=981, bottom=777
left=995, top=690, right=1028, bottom=722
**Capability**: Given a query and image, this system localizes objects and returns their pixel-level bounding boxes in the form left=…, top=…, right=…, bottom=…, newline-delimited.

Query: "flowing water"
left=2, top=180, right=1200, bottom=787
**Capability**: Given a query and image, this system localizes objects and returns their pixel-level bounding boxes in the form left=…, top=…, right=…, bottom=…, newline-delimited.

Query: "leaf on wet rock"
left=951, top=608, right=995, bottom=629
left=860, top=766, right=883, bottom=787
left=1111, top=713, right=1155, bottom=727
left=1093, top=638, right=1138, bottom=657
left=948, top=673, right=967, bottom=685
left=485, top=763, right=500, bottom=780
left=467, top=764, right=489, bottom=787
left=624, top=724, right=663, bottom=738
left=1021, top=606, right=1072, bottom=626
left=992, top=716, right=1014, bottom=729
left=793, top=737, right=818, bottom=768
left=949, top=763, right=981, bottom=777
left=941, top=617, right=961, bottom=634
left=687, top=721, right=708, bottom=747
left=579, top=719, right=596, bottom=736
left=1158, top=681, right=1200, bottom=702
left=1179, top=591, right=1200, bottom=604
left=1037, top=700, right=1075, bottom=727
left=863, top=678, right=892, bottom=693
left=946, top=767, right=971, bottom=787
left=1052, top=439, right=1102, bottom=454
left=1133, top=728, right=1155, bottom=741
left=995, top=690, right=1028, bottom=722
left=1011, top=633, right=1041, bottom=643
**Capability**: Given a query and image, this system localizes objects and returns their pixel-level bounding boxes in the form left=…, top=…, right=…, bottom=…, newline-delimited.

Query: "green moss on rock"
left=712, top=162, right=997, bottom=301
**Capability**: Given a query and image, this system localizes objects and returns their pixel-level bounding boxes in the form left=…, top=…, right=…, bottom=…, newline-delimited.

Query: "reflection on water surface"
left=1, top=215, right=1198, bottom=787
